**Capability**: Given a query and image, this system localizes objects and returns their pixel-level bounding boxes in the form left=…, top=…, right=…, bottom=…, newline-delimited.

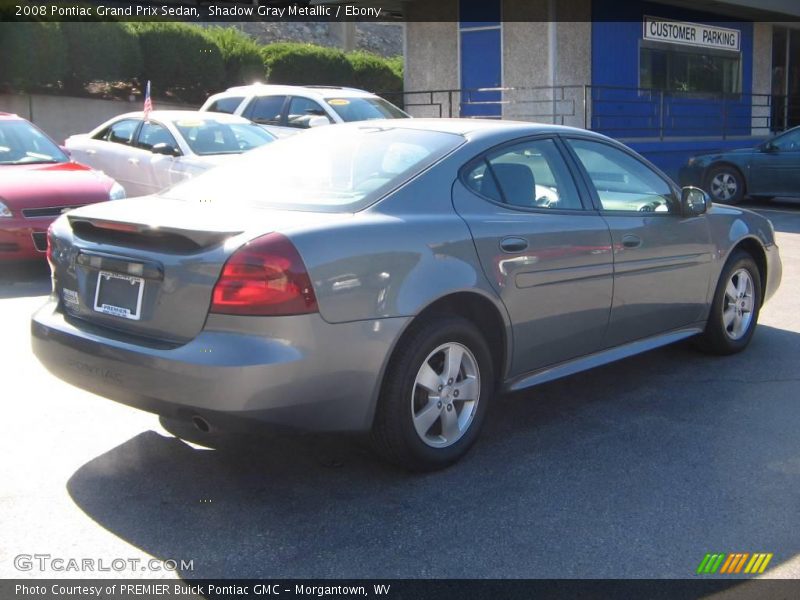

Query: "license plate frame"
left=93, top=270, right=145, bottom=321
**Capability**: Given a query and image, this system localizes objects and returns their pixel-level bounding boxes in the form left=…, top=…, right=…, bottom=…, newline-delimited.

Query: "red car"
left=0, top=113, right=125, bottom=261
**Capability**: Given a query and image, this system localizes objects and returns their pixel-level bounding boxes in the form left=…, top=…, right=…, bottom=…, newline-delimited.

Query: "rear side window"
left=246, top=95, right=286, bottom=125
left=97, top=119, right=140, bottom=145
left=206, top=96, right=244, bottom=115
left=465, top=138, right=583, bottom=210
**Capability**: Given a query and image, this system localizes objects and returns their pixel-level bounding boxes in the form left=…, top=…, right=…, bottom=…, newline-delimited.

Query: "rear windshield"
left=163, top=125, right=463, bottom=212
left=0, top=120, right=68, bottom=165
left=325, top=97, right=409, bottom=121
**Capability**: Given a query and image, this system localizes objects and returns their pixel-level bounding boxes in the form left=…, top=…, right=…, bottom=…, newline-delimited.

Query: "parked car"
left=33, top=120, right=781, bottom=470
left=679, top=126, right=800, bottom=204
left=0, top=113, right=123, bottom=261
left=65, top=111, right=276, bottom=197
left=200, top=84, right=409, bottom=137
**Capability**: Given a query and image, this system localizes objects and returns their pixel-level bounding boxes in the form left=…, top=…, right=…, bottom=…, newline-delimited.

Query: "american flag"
left=143, top=80, right=153, bottom=121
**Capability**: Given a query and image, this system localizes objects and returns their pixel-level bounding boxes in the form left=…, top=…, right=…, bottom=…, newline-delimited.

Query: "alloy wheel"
left=723, top=268, right=755, bottom=340
left=411, top=342, right=481, bottom=448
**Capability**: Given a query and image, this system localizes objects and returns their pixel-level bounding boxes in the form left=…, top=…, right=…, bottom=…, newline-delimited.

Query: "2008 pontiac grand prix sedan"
left=32, top=120, right=782, bottom=471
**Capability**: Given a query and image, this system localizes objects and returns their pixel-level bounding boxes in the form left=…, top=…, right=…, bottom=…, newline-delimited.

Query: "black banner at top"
left=2, top=0, right=800, bottom=22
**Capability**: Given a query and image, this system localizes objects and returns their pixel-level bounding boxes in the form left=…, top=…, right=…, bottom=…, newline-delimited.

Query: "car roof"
left=211, top=84, right=379, bottom=100
left=111, top=110, right=253, bottom=124
left=330, top=118, right=602, bottom=138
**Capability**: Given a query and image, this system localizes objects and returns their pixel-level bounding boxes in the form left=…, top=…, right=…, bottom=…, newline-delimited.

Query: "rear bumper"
left=0, top=218, right=50, bottom=260
left=31, top=298, right=408, bottom=433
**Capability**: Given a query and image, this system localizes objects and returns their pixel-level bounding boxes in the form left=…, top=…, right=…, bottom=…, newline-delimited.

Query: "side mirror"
left=151, top=142, right=180, bottom=157
left=681, top=186, right=710, bottom=216
left=762, top=141, right=778, bottom=153
left=307, top=116, right=330, bottom=129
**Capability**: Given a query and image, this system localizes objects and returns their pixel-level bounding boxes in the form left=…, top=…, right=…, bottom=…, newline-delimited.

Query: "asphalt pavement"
left=1, top=202, right=799, bottom=580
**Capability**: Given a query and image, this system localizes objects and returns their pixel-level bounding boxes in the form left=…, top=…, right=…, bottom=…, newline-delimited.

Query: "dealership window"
left=640, top=45, right=741, bottom=95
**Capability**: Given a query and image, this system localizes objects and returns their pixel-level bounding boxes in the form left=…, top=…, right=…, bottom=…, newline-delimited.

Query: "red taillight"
left=210, top=233, right=318, bottom=316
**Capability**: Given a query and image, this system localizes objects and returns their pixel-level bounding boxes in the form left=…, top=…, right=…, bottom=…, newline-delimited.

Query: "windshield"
left=174, top=119, right=275, bottom=156
left=325, top=97, right=409, bottom=121
left=164, top=125, right=463, bottom=212
left=0, top=120, right=69, bottom=165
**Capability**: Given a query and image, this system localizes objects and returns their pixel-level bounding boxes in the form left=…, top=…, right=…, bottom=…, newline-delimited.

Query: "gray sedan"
left=32, top=120, right=782, bottom=471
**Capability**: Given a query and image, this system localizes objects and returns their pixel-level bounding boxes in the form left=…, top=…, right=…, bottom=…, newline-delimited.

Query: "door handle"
left=85, top=149, right=96, bottom=155
left=622, top=234, right=642, bottom=248
left=127, top=158, right=139, bottom=165
left=499, top=237, right=529, bottom=253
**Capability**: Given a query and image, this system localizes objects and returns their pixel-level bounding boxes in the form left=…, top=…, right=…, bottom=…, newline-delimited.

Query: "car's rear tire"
left=372, top=316, right=494, bottom=471
left=694, top=250, right=761, bottom=355
left=706, top=165, right=745, bottom=205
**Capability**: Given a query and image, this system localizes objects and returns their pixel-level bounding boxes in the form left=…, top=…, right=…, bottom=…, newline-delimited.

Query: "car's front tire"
left=706, top=165, right=745, bottom=204
left=372, top=316, right=494, bottom=471
left=695, top=250, right=762, bottom=355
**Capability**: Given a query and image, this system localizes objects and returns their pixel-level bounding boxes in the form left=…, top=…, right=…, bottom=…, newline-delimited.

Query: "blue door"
left=459, top=0, right=501, bottom=118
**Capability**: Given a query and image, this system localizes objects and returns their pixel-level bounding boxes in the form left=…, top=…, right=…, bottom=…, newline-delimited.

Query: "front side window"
left=464, top=138, right=583, bottom=210
left=164, top=126, right=463, bottom=212
left=136, top=121, right=178, bottom=151
left=102, top=119, right=140, bottom=145
left=246, top=95, right=286, bottom=125
left=0, top=120, right=68, bottom=165
left=566, top=138, right=674, bottom=213
left=286, top=97, right=331, bottom=128
left=771, top=128, right=800, bottom=151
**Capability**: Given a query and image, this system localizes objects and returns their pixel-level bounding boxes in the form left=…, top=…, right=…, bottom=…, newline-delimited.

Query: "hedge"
left=61, top=22, right=142, bottom=92
left=0, top=22, right=404, bottom=101
left=127, top=22, right=225, bottom=102
left=347, top=51, right=403, bottom=94
left=263, top=43, right=355, bottom=87
left=0, top=22, right=67, bottom=91
left=204, top=26, right=264, bottom=88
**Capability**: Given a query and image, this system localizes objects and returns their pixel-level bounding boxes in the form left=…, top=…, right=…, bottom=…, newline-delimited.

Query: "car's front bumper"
left=31, top=298, right=408, bottom=433
left=0, top=217, right=50, bottom=260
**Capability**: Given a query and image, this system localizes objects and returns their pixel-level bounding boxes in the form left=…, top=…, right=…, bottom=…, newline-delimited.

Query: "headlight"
left=108, top=182, right=126, bottom=201
left=687, top=157, right=697, bottom=167
left=0, top=199, right=12, bottom=218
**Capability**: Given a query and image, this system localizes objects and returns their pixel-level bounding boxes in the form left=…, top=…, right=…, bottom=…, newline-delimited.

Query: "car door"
left=749, top=128, right=800, bottom=197
left=563, top=136, right=714, bottom=348
left=452, top=136, right=614, bottom=376
left=89, top=118, right=145, bottom=196
left=134, top=120, right=184, bottom=194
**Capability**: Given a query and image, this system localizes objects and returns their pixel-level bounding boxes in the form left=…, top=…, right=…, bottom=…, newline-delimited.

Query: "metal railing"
left=382, top=85, right=800, bottom=140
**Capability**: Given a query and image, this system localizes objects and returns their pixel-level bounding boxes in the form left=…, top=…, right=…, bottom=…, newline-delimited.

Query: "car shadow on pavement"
left=0, top=260, right=51, bottom=299
left=66, top=324, right=800, bottom=579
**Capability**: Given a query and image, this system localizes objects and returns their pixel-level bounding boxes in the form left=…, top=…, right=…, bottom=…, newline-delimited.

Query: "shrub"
left=127, top=22, right=225, bottom=102
left=347, top=51, right=403, bottom=94
left=204, top=26, right=264, bottom=87
left=0, top=22, right=67, bottom=91
left=60, top=22, right=142, bottom=92
left=262, top=43, right=354, bottom=87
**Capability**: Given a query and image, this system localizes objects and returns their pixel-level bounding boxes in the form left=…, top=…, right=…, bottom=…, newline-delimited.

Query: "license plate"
left=93, top=271, right=144, bottom=320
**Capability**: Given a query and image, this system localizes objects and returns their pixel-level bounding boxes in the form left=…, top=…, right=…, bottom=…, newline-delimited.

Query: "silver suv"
left=200, top=84, right=409, bottom=137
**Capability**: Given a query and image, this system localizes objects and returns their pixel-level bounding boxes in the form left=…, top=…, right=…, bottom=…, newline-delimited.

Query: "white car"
left=65, top=111, right=276, bottom=197
left=200, top=85, right=409, bottom=138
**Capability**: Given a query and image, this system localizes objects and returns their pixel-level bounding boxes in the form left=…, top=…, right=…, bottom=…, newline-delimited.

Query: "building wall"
left=403, top=21, right=459, bottom=117
left=0, top=94, right=188, bottom=145
left=751, top=22, right=773, bottom=135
